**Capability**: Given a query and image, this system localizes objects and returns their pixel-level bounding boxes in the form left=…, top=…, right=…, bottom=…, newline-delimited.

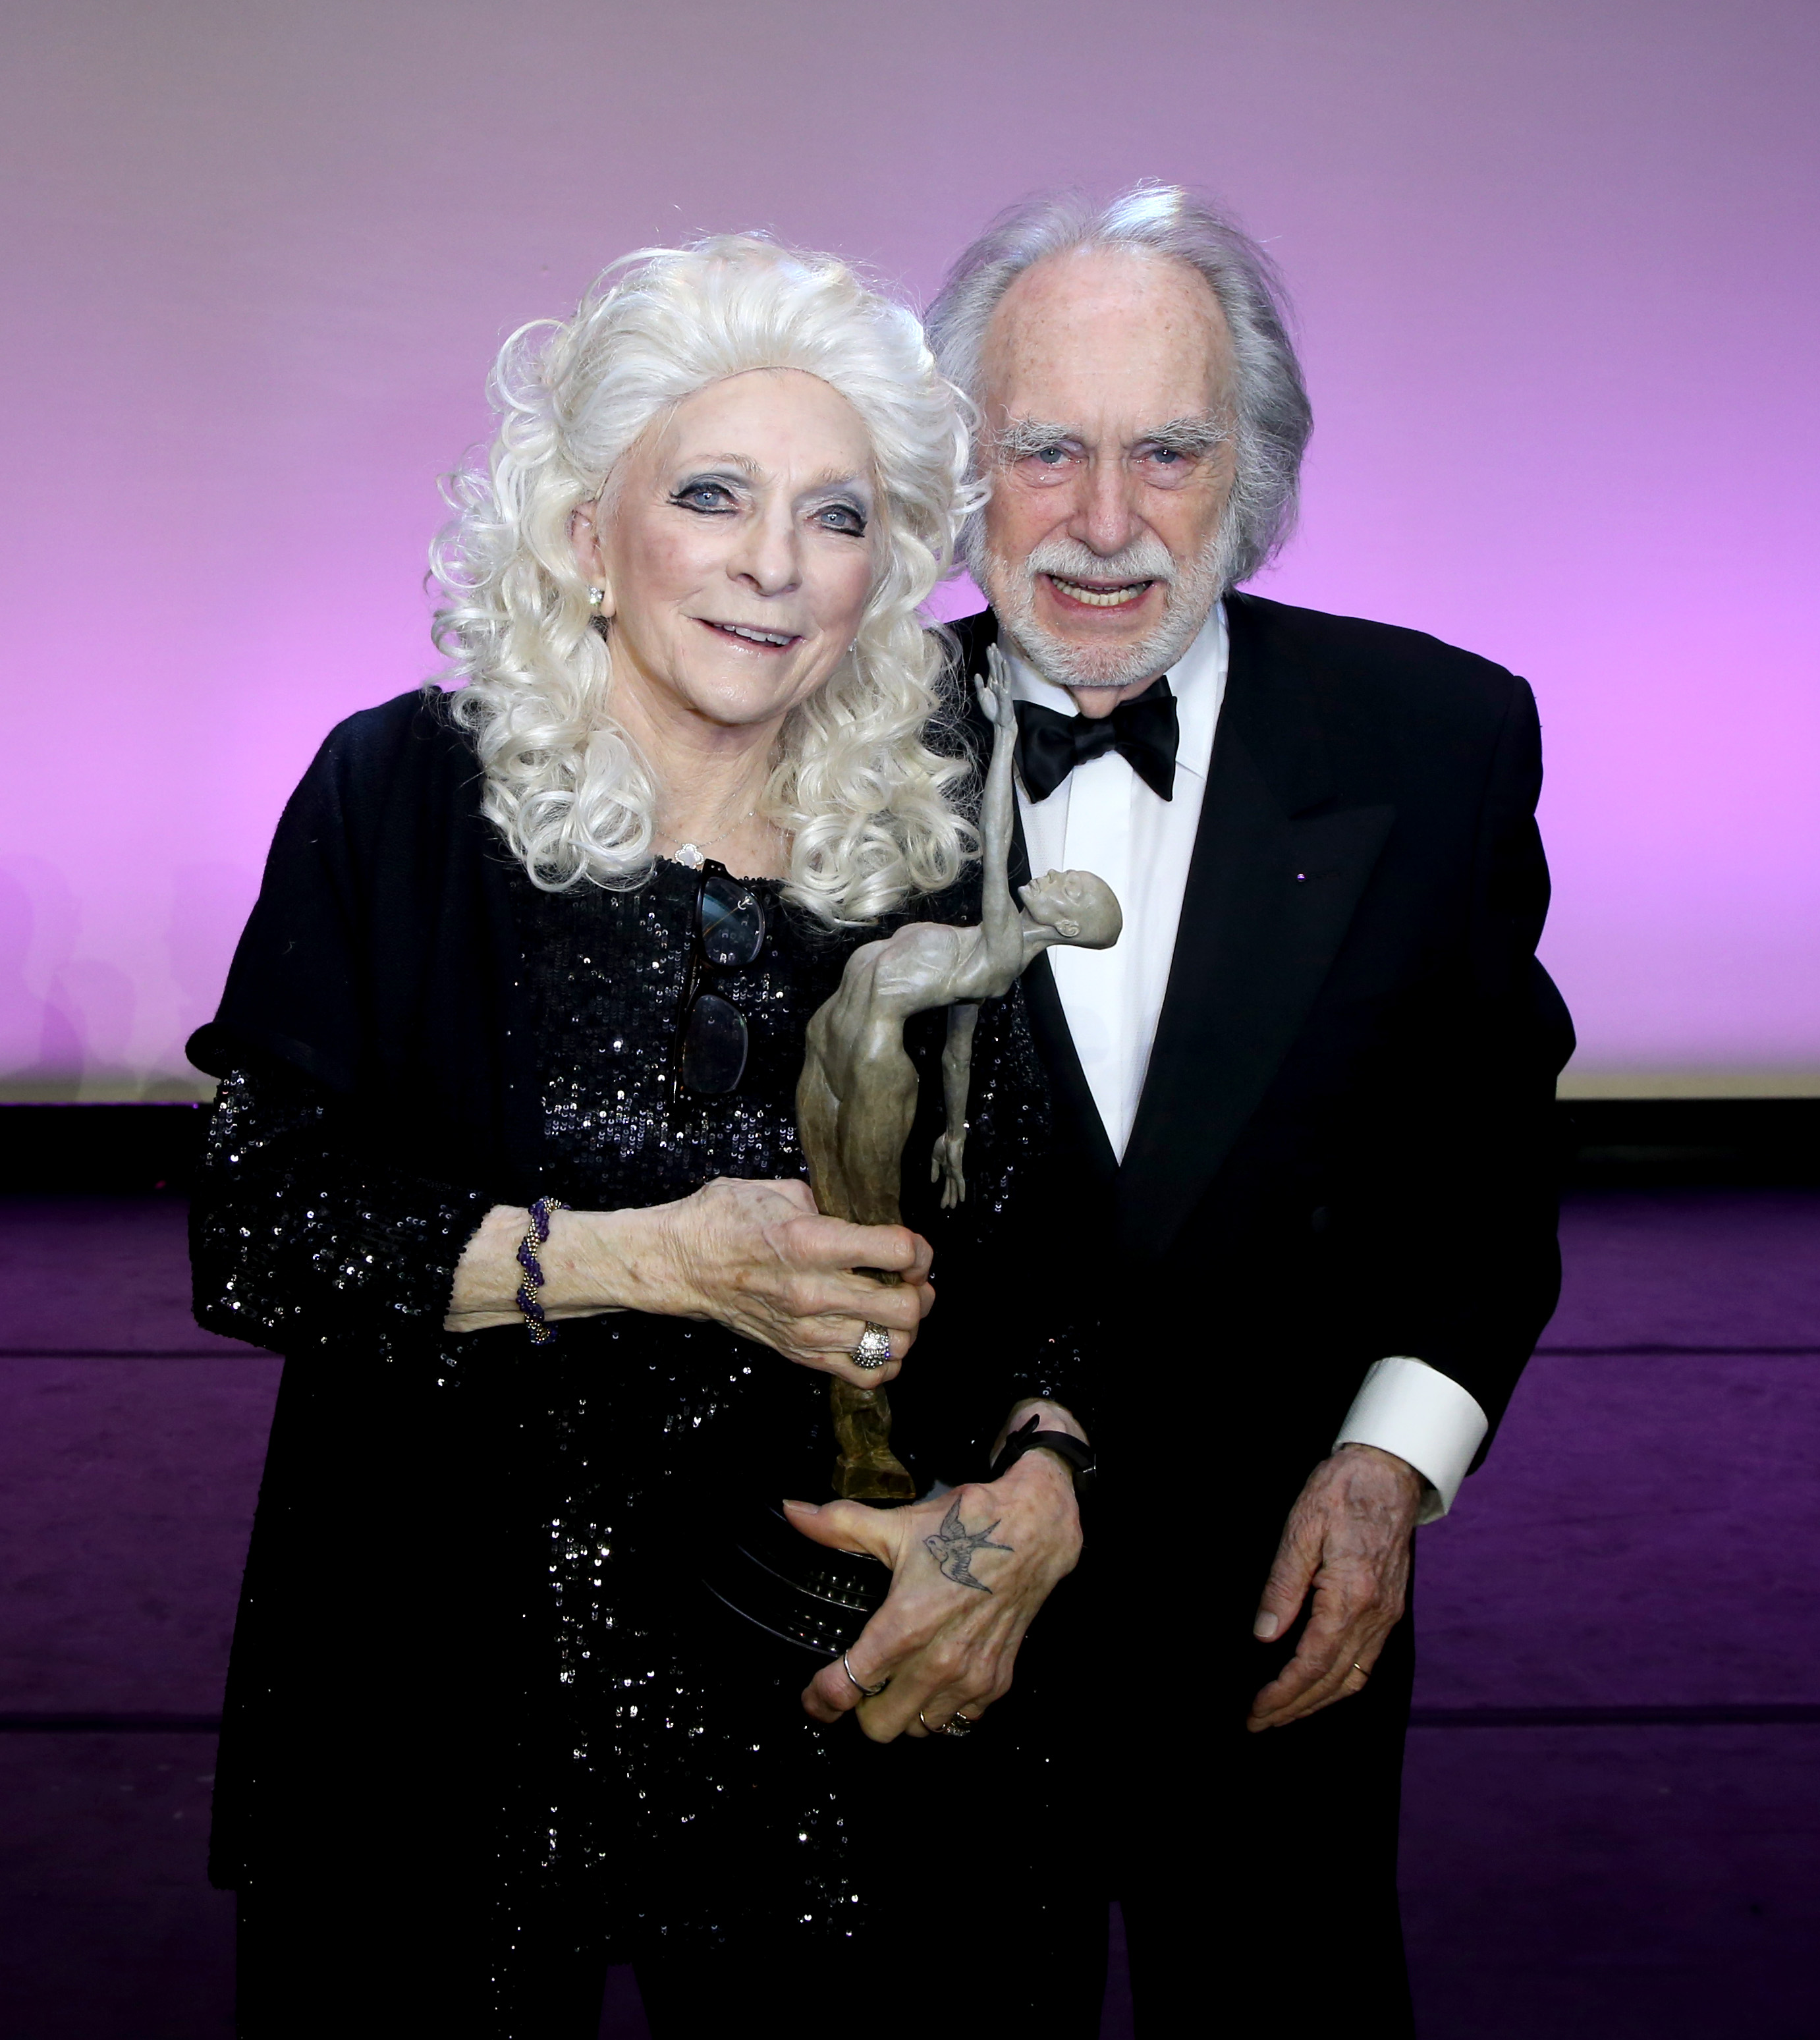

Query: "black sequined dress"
left=189, top=697, right=1086, bottom=2018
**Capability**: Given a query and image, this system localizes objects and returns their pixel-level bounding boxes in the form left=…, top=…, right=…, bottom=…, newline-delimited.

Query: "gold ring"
left=1352, top=1661, right=1369, bottom=1678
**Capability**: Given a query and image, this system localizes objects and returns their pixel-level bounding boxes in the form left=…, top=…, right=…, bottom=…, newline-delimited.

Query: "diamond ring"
left=851, top=1323, right=893, bottom=1371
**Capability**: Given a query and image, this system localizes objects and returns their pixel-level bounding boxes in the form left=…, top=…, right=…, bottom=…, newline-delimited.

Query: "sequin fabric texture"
left=192, top=1066, right=495, bottom=1358
left=191, top=852, right=1082, bottom=2000
left=500, top=858, right=1083, bottom=1973
left=500, top=860, right=864, bottom=1958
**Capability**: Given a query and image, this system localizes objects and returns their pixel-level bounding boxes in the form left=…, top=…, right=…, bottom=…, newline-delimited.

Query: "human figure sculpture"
left=798, top=646, right=1122, bottom=1498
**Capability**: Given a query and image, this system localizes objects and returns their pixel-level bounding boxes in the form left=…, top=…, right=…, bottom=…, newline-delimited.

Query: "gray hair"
left=925, top=182, right=1312, bottom=588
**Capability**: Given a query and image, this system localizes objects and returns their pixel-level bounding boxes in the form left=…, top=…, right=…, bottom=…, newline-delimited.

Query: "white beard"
left=982, top=526, right=1233, bottom=692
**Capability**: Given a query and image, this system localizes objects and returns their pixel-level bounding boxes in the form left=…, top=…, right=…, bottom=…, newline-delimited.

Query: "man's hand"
left=788, top=1430, right=1082, bottom=1738
left=1248, top=1443, right=1423, bottom=1732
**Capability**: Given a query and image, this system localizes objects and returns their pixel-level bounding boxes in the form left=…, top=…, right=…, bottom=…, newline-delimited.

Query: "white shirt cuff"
left=1333, top=1356, right=1488, bottom=1524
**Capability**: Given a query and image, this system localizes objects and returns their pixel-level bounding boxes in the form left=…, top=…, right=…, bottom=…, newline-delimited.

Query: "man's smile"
left=1042, top=572, right=1159, bottom=612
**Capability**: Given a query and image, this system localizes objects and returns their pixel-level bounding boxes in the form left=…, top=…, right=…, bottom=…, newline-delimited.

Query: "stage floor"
left=2, top=1190, right=1817, bottom=2037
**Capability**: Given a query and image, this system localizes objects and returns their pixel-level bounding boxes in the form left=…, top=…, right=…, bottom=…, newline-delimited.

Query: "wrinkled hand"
left=928, top=1130, right=968, bottom=1209
left=790, top=1450, right=1080, bottom=1738
left=640, top=1178, right=933, bottom=1388
left=1248, top=1443, right=1423, bottom=1730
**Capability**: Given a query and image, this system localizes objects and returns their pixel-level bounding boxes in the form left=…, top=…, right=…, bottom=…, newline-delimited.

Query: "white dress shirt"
left=1005, top=605, right=1487, bottom=1519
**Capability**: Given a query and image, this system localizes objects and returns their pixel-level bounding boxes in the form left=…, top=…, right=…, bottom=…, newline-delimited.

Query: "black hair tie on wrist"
left=989, top=1413, right=1096, bottom=1495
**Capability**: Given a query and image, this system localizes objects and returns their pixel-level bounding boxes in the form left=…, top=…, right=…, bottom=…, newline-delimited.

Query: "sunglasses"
left=671, top=860, right=769, bottom=1098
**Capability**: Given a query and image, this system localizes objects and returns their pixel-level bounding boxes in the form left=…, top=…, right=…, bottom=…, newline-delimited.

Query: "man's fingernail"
left=782, top=1498, right=819, bottom=1514
left=1253, top=1613, right=1279, bottom=1640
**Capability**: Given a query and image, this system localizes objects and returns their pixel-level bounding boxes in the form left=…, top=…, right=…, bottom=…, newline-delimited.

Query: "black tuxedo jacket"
left=949, top=595, right=1574, bottom=1535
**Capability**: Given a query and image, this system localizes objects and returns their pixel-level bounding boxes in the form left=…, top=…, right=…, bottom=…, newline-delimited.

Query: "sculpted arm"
left=974, top=647, right=1026, bottom=985
left=929, top=1001, right=981, bottom=1208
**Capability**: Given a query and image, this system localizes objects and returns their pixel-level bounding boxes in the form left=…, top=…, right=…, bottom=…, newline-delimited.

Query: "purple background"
left=3, top=0, right=1816, bottom=1100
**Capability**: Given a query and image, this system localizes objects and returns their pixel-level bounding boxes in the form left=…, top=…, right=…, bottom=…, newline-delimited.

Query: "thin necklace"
left=652, top=808, right=760, bottom=870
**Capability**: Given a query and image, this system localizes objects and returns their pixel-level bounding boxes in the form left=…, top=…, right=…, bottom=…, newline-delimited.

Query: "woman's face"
left=575, top=368, right=879, bottom=736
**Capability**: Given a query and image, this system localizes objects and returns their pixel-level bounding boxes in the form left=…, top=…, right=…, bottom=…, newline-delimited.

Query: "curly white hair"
left=431, top=234, right=981, bottom=923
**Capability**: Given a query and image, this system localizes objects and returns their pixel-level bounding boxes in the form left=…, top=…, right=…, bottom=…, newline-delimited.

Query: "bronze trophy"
left=703, top=649, right=1121, bottom=1653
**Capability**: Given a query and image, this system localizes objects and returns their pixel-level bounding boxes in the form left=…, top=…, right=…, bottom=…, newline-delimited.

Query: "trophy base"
left=702, top=1497, right=903, bottom=1659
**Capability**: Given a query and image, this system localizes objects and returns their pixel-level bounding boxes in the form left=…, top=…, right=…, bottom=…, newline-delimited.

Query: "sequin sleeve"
left=189, top=1064, right=497, bottom=1353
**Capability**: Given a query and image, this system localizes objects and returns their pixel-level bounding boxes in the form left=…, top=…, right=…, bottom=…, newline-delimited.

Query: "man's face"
left=976, top=248, right=1238, bottom=715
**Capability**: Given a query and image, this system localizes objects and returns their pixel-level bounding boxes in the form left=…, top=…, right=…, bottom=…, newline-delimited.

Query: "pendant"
left=674, top=842, right=704, bottom=868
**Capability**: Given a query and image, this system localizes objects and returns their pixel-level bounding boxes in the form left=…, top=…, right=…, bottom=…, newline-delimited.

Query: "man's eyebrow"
left=993, top=417, right=1076, bottom=460
left=993, top=415, right=1232, bottom=460
left=1138, top=414, right=1232, bottom=455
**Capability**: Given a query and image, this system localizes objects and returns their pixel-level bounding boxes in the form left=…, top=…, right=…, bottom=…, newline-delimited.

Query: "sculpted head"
left=927, top=185, right=1310, bottom=702
left=1019, top=869, right=1123, bottom=950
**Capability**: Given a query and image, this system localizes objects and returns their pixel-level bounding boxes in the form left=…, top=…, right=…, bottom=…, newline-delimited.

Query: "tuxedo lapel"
left=1010, top=810, right=1120, bottom=1190
left=949, top=607, right=1117, bottom=1188
left=949, top=599, right=1394, bottom=1224
left=1117, top=600, right=1394, bottom=1257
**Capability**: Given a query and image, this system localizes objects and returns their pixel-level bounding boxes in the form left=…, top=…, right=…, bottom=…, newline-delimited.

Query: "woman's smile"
left=696, top=616, right=806, bottom=651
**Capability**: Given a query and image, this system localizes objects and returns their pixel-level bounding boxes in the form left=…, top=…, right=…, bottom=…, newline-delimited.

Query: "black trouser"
left=1115, top=1664, right=1416, bottom=2035
left=1093, top=1522, right=1420, bottom=2040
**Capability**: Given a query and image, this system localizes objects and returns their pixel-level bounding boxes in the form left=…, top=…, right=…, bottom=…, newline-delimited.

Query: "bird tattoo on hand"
left=924, top=1497, right=1014, bottom=1592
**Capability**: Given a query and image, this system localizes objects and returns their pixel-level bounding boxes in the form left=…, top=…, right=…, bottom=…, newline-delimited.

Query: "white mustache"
left=1021, top=536, right=1178, bottom=586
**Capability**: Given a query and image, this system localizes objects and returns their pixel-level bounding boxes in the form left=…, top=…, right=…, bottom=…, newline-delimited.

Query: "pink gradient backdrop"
left=3, top=0, right=1815, bottom=1097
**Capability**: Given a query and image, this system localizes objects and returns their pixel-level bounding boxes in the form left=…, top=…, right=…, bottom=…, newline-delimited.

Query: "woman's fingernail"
left=782, top=1499, right=819, bottom=1514
left=1254, top=1613, right=1280, bottom=1640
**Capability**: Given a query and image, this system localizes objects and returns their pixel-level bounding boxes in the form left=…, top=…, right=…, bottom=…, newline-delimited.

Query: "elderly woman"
left=188, top=238, right=1098, bottom=2040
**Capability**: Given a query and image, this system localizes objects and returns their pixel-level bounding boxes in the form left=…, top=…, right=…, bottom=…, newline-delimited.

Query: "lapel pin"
left=1295, top=872, right=1307, bottom=883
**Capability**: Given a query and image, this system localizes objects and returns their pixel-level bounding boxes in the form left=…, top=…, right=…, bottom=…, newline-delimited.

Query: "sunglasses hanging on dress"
left=671, top=862, right=767, bottom=1097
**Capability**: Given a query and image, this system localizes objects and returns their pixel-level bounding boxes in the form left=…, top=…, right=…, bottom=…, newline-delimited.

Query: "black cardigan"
left=188, top=687, right=538, bottom=1196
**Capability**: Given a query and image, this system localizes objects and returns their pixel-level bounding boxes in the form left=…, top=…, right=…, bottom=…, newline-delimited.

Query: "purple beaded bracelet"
left=515, top=1196, right=567, bottom=1345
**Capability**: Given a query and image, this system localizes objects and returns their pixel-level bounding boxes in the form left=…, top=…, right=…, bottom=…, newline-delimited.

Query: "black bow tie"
left=1012, top=677, right=1179, bottom=804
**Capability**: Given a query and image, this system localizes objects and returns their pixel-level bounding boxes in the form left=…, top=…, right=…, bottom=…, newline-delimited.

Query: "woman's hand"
left=639, top=1178, right=932, bottom=1384
left=445, top=1180, right=933, bottom=1387
left=790, top=1440, right=1083, bottom=1739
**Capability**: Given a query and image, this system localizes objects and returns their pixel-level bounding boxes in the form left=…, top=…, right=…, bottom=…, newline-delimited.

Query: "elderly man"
left=790, top=184, right=1572, bottom=2033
